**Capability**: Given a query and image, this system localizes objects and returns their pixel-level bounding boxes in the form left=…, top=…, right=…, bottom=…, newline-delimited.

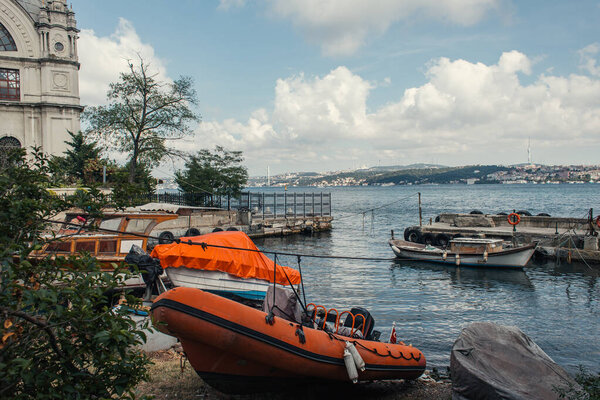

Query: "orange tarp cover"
left=150, top=231, right=301, bottom=286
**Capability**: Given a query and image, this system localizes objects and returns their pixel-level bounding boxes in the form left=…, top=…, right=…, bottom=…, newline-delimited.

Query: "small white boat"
left=388, top=237, right=535, bottom=268
left=150, top=231, right=302, bottom=301
left=163, top=268, right=279, bottom=300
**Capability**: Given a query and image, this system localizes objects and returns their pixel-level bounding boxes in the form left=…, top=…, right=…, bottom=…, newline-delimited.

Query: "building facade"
left=0, top=0, right=81, bottom=159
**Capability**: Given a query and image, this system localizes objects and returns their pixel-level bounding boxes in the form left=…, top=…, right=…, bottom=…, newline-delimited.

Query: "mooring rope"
left=334, top=192, right=419, bottom=221
left=40, top=218, right=411, bottom=262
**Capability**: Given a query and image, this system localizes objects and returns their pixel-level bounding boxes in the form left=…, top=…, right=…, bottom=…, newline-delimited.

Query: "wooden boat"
left=151, top=287, right=426, bottom=392
left=150, top=231, right=302, bottom=301
left=34, top=211, right=178, bottom=288
left=388, top=237, right=536, bottom=268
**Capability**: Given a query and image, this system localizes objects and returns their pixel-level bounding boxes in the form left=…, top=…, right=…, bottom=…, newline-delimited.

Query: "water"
left=253, top=184, right=600, bottom=373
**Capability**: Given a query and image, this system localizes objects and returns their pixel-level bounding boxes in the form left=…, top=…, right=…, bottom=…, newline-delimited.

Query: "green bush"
left=0, top=149, right=151, bottom=399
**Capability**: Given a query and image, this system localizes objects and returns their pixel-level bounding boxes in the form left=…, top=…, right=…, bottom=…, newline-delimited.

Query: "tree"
left=50, top=131, right=106, bottom=186
left=84, top=57, right=199, bottom=184
left=175, top=146, right=248, bottom=198
left=0, top=149, right=151, bottom=398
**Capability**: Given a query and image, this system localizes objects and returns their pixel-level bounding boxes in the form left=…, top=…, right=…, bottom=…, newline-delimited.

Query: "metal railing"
left=240, top=192, right=331, bottom=219
left=59, top=191, right=332, bottom=218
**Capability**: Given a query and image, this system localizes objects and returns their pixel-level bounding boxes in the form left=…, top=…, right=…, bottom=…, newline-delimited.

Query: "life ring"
left=595, top=215, right=600, bottom=229
left=507, top=213, right=521, bottom=226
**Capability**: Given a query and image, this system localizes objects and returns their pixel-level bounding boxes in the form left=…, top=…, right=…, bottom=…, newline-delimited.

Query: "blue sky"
left=75, top=1, right=600, bottom=176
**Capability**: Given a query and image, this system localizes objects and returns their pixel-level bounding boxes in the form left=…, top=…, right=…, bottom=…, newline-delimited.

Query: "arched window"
left=0, top=23, right=17, bottom=51
left=0, top=136, right=21, bottom=167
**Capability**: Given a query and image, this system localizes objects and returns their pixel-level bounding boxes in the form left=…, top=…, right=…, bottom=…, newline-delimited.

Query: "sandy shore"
left=135, top=349, right=452, bottom=400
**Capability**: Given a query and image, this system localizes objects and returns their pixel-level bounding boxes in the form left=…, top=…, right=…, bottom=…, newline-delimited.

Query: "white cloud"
left=186, top=50, right=600, bottom=175
left=78, top=18, right=170, bottom=106
left=264, top=0, right=501, bottom=56
left=578, top=43, right=600, bottom=77
left=218, top=0, right=247, bottom=10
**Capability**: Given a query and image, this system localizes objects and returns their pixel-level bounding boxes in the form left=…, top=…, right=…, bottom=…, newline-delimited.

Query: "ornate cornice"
left=0, top=2, right=35, bottom=57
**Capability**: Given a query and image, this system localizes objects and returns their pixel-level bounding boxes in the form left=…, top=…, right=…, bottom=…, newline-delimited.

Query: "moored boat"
left=388, top=237, right=536, bottom=268
left=34, top=211, right=179, bottom=289
left=151, top=287, right=426, bottom=392
left=150, top=231, right=302, bottom=301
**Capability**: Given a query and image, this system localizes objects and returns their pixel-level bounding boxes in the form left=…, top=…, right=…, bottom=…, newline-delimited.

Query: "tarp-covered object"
left=451, top=322, right=578, bottom=400
left=150, top=231, right=301, bottom=286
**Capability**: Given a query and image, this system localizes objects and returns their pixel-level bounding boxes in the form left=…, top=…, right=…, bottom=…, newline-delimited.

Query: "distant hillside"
left=369, top=165, right=510, bottom=185
left=360, top=163, right=447, bottom=172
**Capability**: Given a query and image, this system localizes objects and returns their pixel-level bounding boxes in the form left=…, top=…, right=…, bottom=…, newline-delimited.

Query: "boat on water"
left=388, top=237, right=536, bottom=268
left=151, top=287, right=426, bottom=392
left=34, top=211, right=178, bottom=289
left=150, top=231, right=302, bottom=301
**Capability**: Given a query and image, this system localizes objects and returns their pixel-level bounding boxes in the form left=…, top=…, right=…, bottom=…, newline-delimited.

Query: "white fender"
left=343, top=348, right=358, bottom=383
left=346, top=341, right=365, bottom=371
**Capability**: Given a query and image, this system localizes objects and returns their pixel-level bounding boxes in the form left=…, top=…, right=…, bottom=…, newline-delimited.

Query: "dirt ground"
left=135, top=349, right=452, bottom=400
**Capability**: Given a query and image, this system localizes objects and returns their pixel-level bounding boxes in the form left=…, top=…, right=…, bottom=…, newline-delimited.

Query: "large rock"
left=451, top=322, right=578, bottom=400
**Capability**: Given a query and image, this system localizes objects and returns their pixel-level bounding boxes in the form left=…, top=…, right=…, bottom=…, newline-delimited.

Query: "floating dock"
left=401, top=213, right=600, bottom=265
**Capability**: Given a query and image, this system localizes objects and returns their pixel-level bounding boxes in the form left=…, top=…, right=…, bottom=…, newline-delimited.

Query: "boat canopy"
left=150, top=231, right=302, bottom=286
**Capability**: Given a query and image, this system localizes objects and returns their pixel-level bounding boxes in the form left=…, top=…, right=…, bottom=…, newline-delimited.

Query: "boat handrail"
left=306, top=303, right=367, bottom=337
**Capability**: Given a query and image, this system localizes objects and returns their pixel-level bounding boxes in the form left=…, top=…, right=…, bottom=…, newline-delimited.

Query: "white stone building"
left=0, top=0, right=81, bottom=159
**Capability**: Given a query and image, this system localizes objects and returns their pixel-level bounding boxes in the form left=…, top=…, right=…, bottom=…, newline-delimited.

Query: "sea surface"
left=252, top=184, right=600, bottom=373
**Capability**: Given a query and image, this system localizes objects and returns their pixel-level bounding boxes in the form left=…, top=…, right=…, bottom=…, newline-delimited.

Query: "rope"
left=335, top=192, right=418, bottom=221
left=323, top=329, right=422, bottom=361
left=40, top=218, right=409, bottom=262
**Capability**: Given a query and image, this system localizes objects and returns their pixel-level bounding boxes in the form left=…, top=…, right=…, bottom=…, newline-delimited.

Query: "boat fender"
left=483, top=251, right=488, bottom=262
left=442, top=251, right=447, bottom=261
left=345, top=341, right=365, bottom=371
left=343, top=348, right=359, bottom=383
left=455, top=254, right=461, bottom=266
left=295, top=325, right=306, bottom=344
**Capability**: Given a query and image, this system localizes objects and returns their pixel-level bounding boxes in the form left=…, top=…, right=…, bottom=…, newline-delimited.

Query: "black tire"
left=434, top=215, right=440, bottom=223
left=158, top=231, right=175, bottom=244
left=404, top=228, right=422, bottom=243
left=516, top=210, right=532, bottom=216
left=184, top=228, right=201, bottom=237
left=212, top=227, right=223, bottom=232
left=435, top=233, right=451, bottom=248
left=226, top=227, right=239, bottom=231
left=497, top=212, right=508, bottom=216
left=537, top=213, right=551, bottom=217
left=469, top=210, right=484, bottom=215
left=422, top=233, right=436, bottom=245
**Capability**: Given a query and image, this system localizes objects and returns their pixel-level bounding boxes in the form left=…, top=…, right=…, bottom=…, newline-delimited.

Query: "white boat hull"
left=389, top=240, right=535, bottom=268
left=165, top=267, right=294, bottom=300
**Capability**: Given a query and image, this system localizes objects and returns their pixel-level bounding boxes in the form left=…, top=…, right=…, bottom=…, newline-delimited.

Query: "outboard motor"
left=124, top=245, right=163, bottom=300
left=344, top=307, right=376, bottom=340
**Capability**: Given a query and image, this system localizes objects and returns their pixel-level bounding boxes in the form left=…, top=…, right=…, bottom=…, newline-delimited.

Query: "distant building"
left=0, top=0, right=81, bottom=161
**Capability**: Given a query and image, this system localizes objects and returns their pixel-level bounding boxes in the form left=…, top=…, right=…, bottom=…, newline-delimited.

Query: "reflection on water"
left=253, top=185, right=600, bottom=373
left=391, top=260, right=535, bottom=291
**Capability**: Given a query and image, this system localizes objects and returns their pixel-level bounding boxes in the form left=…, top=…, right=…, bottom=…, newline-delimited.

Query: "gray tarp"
left=451, top=322, right=578, bottom=400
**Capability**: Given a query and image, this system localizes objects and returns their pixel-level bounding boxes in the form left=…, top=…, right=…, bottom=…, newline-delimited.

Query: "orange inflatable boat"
left=151, top=287, right=426, bottom=391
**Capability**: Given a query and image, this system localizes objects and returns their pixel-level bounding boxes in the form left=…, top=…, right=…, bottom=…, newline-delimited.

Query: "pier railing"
left=72, top=191, right=332, bottom=218
left=240, top=192, right=332, bottom=219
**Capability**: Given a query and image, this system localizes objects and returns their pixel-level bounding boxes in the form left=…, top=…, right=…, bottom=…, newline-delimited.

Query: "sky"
left=74, top=0, right=600, bottom=177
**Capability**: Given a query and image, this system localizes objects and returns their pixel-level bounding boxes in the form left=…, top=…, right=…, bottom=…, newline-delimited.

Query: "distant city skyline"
left=74, top=1, right=600, bottom=177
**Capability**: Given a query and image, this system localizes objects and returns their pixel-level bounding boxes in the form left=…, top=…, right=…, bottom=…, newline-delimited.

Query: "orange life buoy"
left=507, top=213, right=521, bottom=226
left=595, top=215, right=600, bottom=229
